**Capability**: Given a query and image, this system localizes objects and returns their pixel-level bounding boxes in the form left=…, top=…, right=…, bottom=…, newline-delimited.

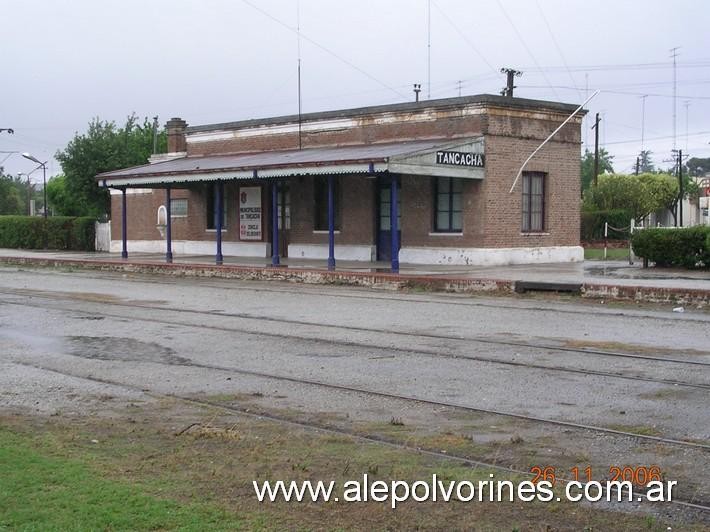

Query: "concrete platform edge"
left=1, top=255, right=708, bottom=307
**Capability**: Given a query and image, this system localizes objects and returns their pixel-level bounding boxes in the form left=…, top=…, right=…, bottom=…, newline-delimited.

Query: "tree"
left=581, top=148, right=614, bottom=192
left=583, top=172, right=678, bottom=223
left=686, top=157, right=710, bottom=177
left=638, top=150, right=655, bottom=173
left=55, top=115, right=166, bottom=218
left=0, top=175, right=23, bottom=214
left=46, top=174, right=84, bottom=216
left=640, top=173, right=678, bottom=219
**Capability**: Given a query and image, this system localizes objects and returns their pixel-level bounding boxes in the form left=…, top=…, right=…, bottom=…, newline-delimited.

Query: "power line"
left=517, top=85, right=710, bottom=101
left=238, top=0, right=407, bottom=100
left=430, top=0, right=498, bottom=76
left=520, top=59, right=710, bottom=73
left=534, top=0, right=581, bottom=99
left=603, top=129, right=710, bottom=146
left=496, top=0, right=560, bottom=100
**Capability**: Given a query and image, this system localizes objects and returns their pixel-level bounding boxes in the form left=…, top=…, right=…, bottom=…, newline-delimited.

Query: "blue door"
left=376, top=179, right=401, bottom=261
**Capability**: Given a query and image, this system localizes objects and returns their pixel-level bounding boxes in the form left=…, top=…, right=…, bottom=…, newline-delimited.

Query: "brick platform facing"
left=1, top=256, right=707, bottom=308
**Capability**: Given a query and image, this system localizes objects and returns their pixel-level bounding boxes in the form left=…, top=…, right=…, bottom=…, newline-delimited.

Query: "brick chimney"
left=166, top=117, right=187, bottom=153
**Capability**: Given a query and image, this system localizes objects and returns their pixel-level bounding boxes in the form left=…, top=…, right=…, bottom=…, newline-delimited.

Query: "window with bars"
left=434, top=177, right=463, bottom=232
left=522, top=172, right=545, bottom=232
left=170, top=198, right=188, bottom=217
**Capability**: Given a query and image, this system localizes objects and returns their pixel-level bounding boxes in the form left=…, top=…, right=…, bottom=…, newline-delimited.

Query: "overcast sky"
left=2, top=0, right=709, bottom=182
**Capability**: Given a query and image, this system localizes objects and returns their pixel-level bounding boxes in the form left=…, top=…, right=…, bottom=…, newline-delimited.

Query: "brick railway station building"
left=97, top=94, right=585, bottom=271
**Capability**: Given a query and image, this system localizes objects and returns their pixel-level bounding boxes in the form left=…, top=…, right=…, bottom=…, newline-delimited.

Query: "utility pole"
left=684, top=100, right=690, bottom=153
left=635, top=157, right=640, bottom=176
left=670, top=47, right=680, bottom=151
left=584, top=73, right=589, bottom=151
left=592, top=112, right=601, bottom=186
left=297, top=0, right=303, bottom=149
left=152, top=116, right=159, bottom=155
left=500, top=68, right=522, bottom=97
left=413, top=83, right=422, bottom=102
left=427, top=0, right=431, bottom=99
left=678, top=149, right=684, bottom=227
left=640, top=94, right=647, bottom=154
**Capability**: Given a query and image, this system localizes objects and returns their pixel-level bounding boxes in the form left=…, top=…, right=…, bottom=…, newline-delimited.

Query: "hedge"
left=581, top=209, right=632, bottom=241
left=0, top=216, right=96, bottom=251
left=631, top=226, right=710, bottom=269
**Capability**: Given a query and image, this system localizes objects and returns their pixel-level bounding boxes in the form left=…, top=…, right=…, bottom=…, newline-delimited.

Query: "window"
left=277, top=186, right=290, bottom=230
left=314, top=177, right=341, bottom=231
left=379, top=184, right=401, bottom=231
left=170, top=198, right=188, bottom=217
left=522, top=172, right=545, bottom=232
left=434, top=177, right=463, bottom=232
left=206, top=184, right=227, bottom=229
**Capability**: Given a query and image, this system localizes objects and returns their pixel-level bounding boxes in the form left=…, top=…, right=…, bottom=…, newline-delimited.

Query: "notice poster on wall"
left=239, top=186, right=262, bottom=240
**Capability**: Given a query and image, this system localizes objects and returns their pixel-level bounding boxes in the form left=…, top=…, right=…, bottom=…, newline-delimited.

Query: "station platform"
left=0, top=248, right=708, bottom=306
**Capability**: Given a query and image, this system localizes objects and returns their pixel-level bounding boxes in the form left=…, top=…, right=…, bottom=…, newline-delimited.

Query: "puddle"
left=65, top=336, right=190, bottom=365
left=0, top=328, right=66, bottom=352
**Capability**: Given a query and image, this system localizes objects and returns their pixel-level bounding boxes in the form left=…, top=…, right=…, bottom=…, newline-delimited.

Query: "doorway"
left=376, top=178, right=401, bottom=262
left=277, top=184, right=290, bottom=257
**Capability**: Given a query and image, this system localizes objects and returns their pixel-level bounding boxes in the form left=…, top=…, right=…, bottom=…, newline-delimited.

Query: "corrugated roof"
left=97, top=140, right=446, bottom=180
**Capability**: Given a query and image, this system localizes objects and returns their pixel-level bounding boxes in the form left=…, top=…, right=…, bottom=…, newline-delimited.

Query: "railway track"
left=6, top=266, right=710, bottom=325
left=5, top=357, right=710, bottom=515
left=1, top=288, right=709, bottom=395
left=1, top=290, right=709, bottom=450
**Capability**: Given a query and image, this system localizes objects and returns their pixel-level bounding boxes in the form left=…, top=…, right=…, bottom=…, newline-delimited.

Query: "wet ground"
left=0, top=265, right=708, bottom=524
left=1, top=248, right=708, bottom=290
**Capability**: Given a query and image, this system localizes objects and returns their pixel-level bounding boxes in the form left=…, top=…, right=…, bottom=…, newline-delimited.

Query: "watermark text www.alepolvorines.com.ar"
left=253, top=473, right=677, bottom=509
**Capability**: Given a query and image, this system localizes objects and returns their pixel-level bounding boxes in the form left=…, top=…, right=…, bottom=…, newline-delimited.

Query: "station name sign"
left=435, top=150, right=485, bottom=168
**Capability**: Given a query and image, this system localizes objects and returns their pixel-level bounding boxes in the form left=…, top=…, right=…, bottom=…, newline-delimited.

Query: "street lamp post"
left=21, top=153, right=47, bottom=220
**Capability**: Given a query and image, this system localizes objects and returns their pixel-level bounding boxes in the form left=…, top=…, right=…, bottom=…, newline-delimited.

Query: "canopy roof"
left=97, top=138, right=485, bottom=187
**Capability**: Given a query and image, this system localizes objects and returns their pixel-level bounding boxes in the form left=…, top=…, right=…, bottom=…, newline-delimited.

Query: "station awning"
left=96, top=137, right=485, bottom=187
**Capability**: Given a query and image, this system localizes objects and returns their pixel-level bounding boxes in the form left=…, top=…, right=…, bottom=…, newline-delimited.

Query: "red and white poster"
left=239, top=187, right=262, bottom=240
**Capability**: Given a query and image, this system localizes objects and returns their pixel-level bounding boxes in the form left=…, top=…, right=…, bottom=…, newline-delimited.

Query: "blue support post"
left=327, top=175, right=336, bottom=271
left=390, top=177, right=400, bottom=273
left=215, top=181, right=224, bottom=265
left=121, top=188, right=128, bottom=259
left=165, top=186, right=173, bottom=263
left=271, top=181, right=280, bottom=266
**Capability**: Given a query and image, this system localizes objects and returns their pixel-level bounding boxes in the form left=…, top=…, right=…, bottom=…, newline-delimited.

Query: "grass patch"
left=607, top=424, right=663, bottom=437
left=0, top=429, right=239, bottom=531
left=0, top=401, right=699, bottom=531
left=584, top=247, right=630, bottom=260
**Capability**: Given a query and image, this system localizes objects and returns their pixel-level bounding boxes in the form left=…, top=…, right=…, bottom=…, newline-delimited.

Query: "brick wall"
left=187, top=112, right=487, bottom=156
left=112, top=99, right=583, bottom=254
left=481, top=110, right=582, bottom=248
left=111, top=183, right=255, bottom=244
left=289, top=175, right=375, bottom=246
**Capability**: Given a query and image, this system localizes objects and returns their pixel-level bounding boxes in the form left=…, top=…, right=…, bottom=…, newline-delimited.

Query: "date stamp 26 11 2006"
left=530, top=465, right=664, bottom=487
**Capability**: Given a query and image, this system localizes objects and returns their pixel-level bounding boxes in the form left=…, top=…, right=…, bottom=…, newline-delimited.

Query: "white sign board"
left=239, top=186, right=262, bottom=240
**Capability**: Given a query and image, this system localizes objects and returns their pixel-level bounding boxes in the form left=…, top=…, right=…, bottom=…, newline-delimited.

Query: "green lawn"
left=584, top=247, right=631, bottom=260
left=0, top=430, right=240, bottom=531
